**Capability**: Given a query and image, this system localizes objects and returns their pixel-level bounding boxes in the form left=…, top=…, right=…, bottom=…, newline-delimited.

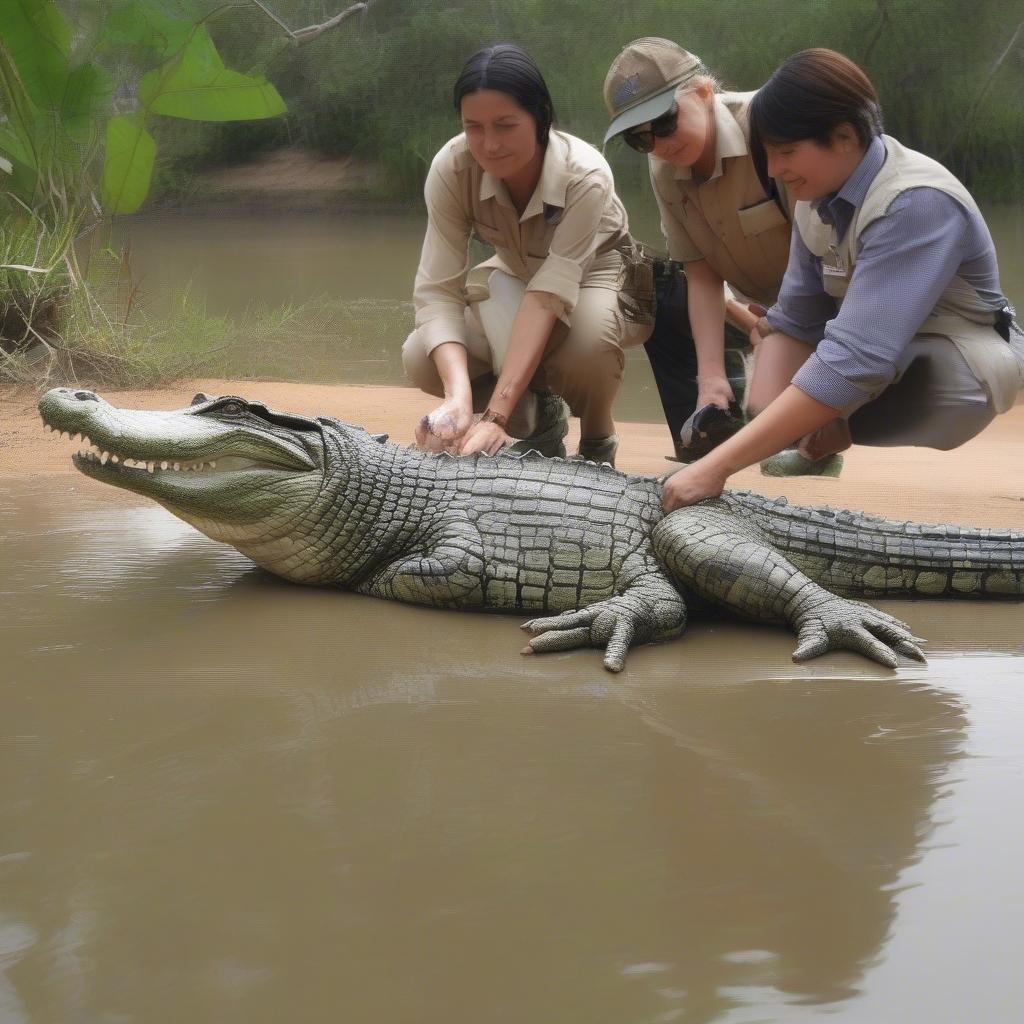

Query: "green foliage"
left=101, top=114, right=157, bottom=214
left=0, top=0, right=298, bottom=381
left=138, top=24, right=286, bottom=123
left=0, top=0, right=288, bottom=221
left=192, top=0, right=1024, bottom=202
left=0, top=244, right=311, bottom=390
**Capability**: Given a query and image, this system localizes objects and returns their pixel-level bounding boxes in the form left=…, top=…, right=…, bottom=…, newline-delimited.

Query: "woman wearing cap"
left=603, top=37, right=793, bottom=458
left=662, top=48, right=1024, bottom=511
left=403, top=44, right=654, bottom=466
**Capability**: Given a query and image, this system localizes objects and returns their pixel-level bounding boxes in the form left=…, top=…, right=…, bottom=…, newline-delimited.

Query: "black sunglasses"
left=622, top=105, right=678, bottom=154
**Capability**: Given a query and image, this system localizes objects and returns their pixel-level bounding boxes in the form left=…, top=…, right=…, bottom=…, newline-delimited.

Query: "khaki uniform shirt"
left=649, top=91, right=791, bottom=307
left=414, top=130, right=630, bottom=351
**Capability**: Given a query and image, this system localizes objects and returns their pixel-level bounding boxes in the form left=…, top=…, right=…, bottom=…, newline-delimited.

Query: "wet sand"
left=4, top=379, right=1024, bottom=528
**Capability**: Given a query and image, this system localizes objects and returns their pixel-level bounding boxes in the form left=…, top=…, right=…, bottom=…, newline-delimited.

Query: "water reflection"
left=3, top=479, right=1011, bottom=1020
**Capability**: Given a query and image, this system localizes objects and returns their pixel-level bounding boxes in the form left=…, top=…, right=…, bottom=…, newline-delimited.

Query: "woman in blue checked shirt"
left=663, top=48, right=1024, bottom=512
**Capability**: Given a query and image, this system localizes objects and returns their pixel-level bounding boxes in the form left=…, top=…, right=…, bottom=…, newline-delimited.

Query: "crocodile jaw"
left=38, top=389, right=325, bottom=563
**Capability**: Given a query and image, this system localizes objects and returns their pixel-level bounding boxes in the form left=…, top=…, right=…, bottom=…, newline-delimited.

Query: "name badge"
left=822, top=243, right=848, bottom=278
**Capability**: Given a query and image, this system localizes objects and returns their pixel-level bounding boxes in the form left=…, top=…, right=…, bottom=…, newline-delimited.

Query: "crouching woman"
left=663, top=48, right=1024, bottom=511
left=403, top=44, right=654, bottom=466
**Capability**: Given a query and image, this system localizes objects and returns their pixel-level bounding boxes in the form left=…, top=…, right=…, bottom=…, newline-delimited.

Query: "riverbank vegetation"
left=183, top=0, right=1024, bottom=202
left=2, top=0, right=1021, bottom=390
left=0, top=0, right=339, bottom=385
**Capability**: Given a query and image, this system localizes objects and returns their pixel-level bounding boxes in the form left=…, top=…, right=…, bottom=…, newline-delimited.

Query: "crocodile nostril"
left=74, top=391, right=99, bottom=402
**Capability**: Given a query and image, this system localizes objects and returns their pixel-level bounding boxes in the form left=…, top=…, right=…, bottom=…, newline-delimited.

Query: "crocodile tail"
left=730, top=491, right=1024, bottom=600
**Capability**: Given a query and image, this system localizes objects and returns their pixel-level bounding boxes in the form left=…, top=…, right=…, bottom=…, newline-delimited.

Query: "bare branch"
left=942, top=20, right=1024, bottom=160
left=861, top=0, right=890, bottom=67
left=247, top=0, right=297, bottom=40
left=249, top=1, right=374, bottom=46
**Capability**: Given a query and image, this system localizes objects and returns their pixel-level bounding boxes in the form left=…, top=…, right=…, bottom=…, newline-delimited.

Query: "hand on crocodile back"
left=37, top=389, right=1024, bottom=673
left=415, top=396, right=475, bottom=453
left=458, top=418, right=513, bottom=456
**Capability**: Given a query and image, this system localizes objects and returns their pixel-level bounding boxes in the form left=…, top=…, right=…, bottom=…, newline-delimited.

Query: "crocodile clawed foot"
left=521, top=594, right=685, bottom=673
left=792, top=598, right=927, bottom=668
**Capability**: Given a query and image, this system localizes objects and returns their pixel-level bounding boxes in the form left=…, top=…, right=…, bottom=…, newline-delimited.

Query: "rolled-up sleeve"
left=413, top=153, right=472, bottom=353
left=649, top=162, right=703, bottom=264
left=526, top=173, right=610, bottom=319
left=792, top=190, right=970, bottom=408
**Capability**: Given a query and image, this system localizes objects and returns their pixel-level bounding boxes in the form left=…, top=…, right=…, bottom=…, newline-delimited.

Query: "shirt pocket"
left=473, top=223, right=505, bottom=250
left=737, top=198, right=788, bottom=237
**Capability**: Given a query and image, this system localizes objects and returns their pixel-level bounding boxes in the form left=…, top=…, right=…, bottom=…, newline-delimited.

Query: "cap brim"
left=603, top=87, right=678, bottom=145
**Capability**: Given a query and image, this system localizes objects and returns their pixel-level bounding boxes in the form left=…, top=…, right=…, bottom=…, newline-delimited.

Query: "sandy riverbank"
left=4, top=379, right=1024, bottom=529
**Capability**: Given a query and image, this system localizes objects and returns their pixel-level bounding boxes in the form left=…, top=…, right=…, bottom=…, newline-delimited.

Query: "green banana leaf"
left=138, top=25, right=285, bottom=122
left=101, top=113, right=156, bottom=215
left=103, top=0, right=192, bottom=62
left=0, top=0, right=70, bottom=112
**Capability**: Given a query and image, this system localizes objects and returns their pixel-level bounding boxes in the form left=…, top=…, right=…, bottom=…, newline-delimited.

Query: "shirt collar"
left=478, top=131, right=572, bottom=221
left=673, top=93, right=748, bottom=183
left=813, top=134, right=886, bottom=229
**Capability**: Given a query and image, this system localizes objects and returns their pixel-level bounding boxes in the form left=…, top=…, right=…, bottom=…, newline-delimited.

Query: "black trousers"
left=643, top=266, right=749, bottom=447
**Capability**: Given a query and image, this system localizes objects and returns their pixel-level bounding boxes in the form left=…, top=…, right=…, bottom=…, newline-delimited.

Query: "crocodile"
left=38, top=387, right=1024, bottom=672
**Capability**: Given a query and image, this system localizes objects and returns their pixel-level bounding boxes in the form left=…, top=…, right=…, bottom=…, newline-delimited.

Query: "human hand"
left=747, top=304, right=769, bottom=348
left=695, top=376, right=736, bottom=412
left=458, top=419, right=513, bottom=456
left=662, top=460, right=729, bottom=513
left=415, top=398, right=474, bottom=453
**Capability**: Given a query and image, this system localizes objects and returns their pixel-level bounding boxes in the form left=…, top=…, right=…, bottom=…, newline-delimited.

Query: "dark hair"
left=453, top=44, right=555, bottom=146
left=749, top=49, right=884, bottom=192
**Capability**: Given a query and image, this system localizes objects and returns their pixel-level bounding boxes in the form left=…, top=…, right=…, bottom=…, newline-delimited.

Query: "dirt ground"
left=4, top=378, right=1024, bottom=529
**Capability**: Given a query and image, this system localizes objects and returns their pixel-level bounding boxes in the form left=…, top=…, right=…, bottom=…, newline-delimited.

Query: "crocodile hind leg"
left=652, top=502, right=926, bottom=668
left=521, top=553, right=687, bottom=673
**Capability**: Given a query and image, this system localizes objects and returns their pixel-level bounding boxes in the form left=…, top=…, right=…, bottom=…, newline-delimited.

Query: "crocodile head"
left=37, top=388, right=384, bottom=581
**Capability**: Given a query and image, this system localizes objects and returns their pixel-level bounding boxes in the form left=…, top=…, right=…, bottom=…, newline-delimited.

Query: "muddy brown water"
left=2, top=475, right=1023, bottom=1022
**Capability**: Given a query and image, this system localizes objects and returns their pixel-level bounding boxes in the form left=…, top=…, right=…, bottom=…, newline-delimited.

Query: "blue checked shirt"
left=766, top=136, right=1007, bottom=408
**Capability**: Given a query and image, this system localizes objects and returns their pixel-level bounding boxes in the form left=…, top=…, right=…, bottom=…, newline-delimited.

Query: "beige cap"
left=603, top=37, right=703, bottom=145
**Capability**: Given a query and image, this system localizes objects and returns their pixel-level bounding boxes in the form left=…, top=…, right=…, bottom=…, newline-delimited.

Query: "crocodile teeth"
left=146, top=461, right=155, bottom=473
left=100, top=451, right=110, bottom=465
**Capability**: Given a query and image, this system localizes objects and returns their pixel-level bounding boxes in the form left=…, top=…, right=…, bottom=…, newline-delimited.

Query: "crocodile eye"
left=222, top=401, right=243, bottom=416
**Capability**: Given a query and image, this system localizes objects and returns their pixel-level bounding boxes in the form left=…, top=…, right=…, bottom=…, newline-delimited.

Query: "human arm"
left=415, top=342, right=476, bottom=452
left=684, top=258, right=735, bottom=410
left=663, top=383, right=840, bottom=511
left=411, top=148, right=476, bottom=450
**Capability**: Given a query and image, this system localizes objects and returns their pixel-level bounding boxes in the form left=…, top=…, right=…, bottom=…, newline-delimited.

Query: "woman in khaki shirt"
left=603, top=37, right=792, bottom=455
left=403, top=44, right=653, bottom=465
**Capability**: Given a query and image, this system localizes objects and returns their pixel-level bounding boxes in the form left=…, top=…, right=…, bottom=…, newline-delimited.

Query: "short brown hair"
left=749, top=49, right=883, bottom=191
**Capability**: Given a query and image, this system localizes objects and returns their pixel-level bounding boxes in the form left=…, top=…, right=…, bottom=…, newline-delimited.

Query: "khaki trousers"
left=403, top=261, right=652, bottom=434
left=847, top=328, right=1024, bottom=449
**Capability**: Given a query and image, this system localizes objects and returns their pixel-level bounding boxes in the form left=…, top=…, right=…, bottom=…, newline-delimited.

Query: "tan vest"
left=794, top=136, right=1021, bottom=412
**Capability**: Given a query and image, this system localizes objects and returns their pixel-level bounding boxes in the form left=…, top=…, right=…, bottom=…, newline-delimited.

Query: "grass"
left=1, top=237, right=414, bottom=392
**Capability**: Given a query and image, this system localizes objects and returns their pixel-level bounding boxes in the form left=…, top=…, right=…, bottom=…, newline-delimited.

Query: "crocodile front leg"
left=652, top=502, right=926, bottom=668
left=521, top=552, right=687, bottom=672
left=356, top=514, right=485, bottom=607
